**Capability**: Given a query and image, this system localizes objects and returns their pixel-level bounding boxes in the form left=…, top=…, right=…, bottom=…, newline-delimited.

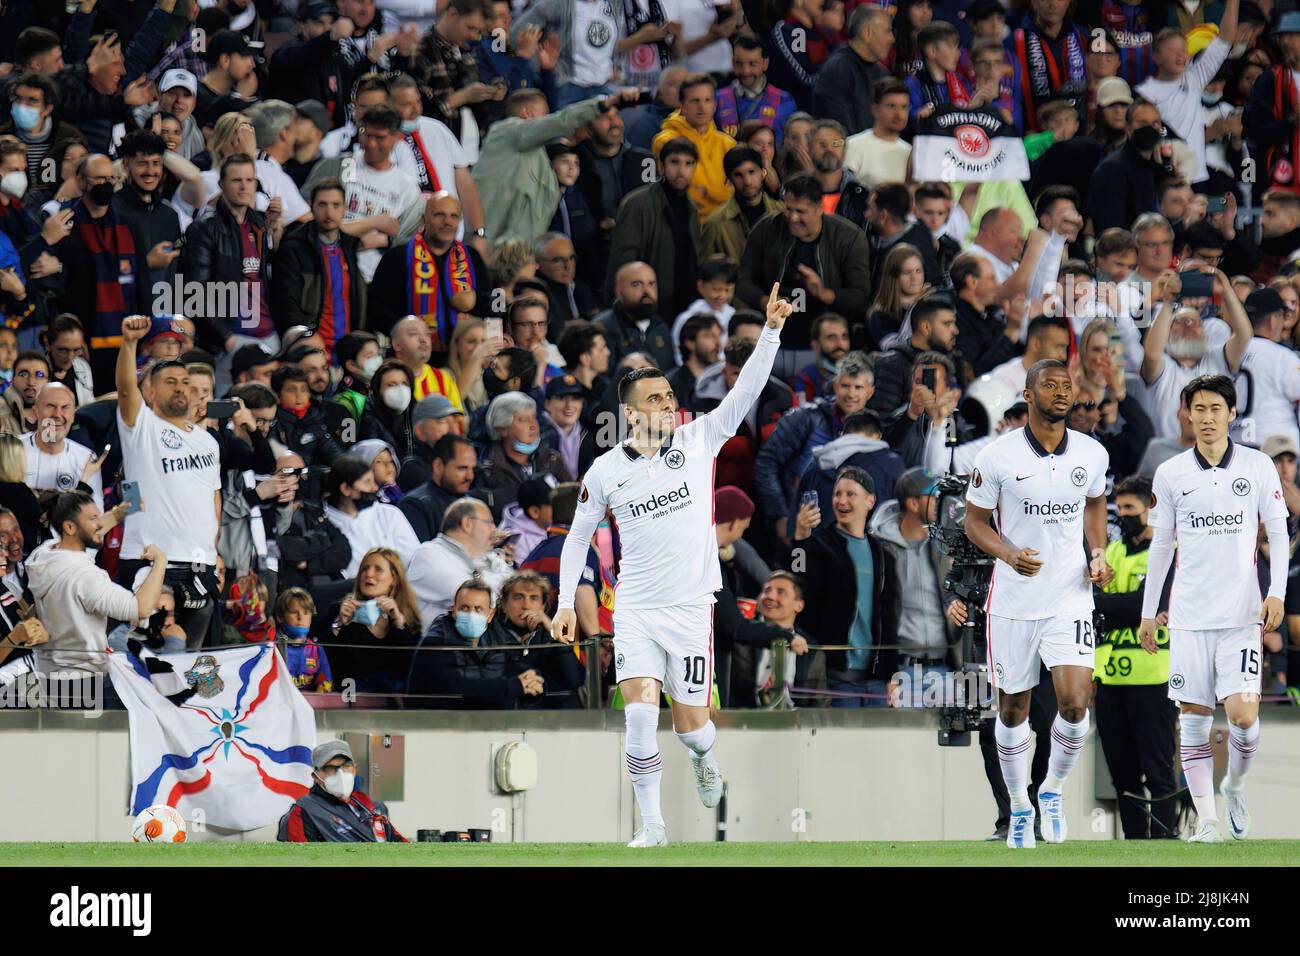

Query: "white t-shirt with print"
left=20, top=434, right=102, bottom=511
left=341, top=157, right=422, bottom=281
left=572, top=0, right=620, bottom=87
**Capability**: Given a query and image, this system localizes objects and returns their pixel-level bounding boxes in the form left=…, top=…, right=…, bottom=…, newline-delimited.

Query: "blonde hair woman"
left=332, top=547, right=423, bottom=695
left=444, top=316, right=494, bottom=414
left=0, top=433, right=41, bottom=556
left=172, top=112, right=263, bottom=227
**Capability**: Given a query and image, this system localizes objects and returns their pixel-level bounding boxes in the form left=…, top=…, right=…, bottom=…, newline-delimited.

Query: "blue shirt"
left=841, top=530, right=874, bottom=671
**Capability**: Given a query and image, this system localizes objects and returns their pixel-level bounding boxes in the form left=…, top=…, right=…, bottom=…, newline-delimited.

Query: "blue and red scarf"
left=74, top=201, right=138, bottom=337
left=407, top=231, right=475, bottom=352
left=1013, top=22, right=1087, bottom=131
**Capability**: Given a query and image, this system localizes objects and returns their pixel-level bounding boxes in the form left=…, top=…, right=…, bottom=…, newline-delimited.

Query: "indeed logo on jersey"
left=1022, top=500, right=1081, bottom=517
left=1186, top=511, right=1245, bottom=530
left=628, top=482, right=692, bottom=518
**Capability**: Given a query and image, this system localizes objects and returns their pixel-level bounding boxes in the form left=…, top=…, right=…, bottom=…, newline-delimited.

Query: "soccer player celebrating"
left=552, top=283, right=793, bottom=848
left=1138, top=376, right=1287, bottom=843
left=964, top=359, right=1112, bottom=849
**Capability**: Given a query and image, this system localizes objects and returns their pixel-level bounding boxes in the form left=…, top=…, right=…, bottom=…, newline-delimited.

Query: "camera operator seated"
left=278, top=740, right=407, bottom=843
left=408, top=577, right=548, bottom=709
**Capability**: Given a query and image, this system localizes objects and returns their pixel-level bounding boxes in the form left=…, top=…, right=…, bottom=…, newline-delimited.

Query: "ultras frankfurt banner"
left=912, top=105, right=1031, bottom=183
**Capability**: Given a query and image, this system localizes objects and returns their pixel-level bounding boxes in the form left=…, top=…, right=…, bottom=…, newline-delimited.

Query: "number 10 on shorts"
left=683, top=656, right=706, bottom=686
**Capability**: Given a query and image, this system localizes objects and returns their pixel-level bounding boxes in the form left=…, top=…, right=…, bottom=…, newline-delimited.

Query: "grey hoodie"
left=867, top=499, right=948, bottom=659
left=813, top=433, right=892, bottom=472
left=26, top=541, right=140, bottom=676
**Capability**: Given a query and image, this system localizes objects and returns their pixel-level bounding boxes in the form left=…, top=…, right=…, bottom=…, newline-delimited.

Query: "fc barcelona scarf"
left=1268, top=67, right=1300, bottom=193
left=407, top=231, right=475, bottom=351
left=1014, top=25, right=1086, bottom=130
left=404, top=129, right=442, bottom=196
left=74, top=202, right=138, bottom=337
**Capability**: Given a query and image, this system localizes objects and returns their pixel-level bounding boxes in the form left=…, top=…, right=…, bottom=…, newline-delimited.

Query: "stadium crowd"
left=0, top=0, right=1297, bottom=825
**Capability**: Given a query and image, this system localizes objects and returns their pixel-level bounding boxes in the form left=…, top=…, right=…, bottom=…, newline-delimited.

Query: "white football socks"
left=996, top=716, right=1033, bottom=812
left=676, top=720, right=717, bottom=759
left=1042, top=712, right=1089, bottom=795
left=624, top=702, right=664, bottom=828
left=1180, top=712, right=1217, bottom=823
left=1224, top=718, right=1259, bottom=792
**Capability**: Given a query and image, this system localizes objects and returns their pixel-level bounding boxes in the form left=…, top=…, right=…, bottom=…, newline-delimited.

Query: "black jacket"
left=1088, top=139, right=1162, bottom=234
left=367, top=237, right=489, bottom=341
left=955, top=297, right=1020, bottom=380
left=594, top=304, right=676, bottom=370
left=867, top=339, right=922, bottom=417
left=737, top=212, right=873, bottom=344
left=278, top=783, right=405, bottom=843
left=180, top=201, right=271, bottom=353
left=810, top=45, right=888, bottom=136
left=330, top=616, right=419, bottom=696
left=472, top=441, right=573, bottom=521
left=828, top=171, right=871, bottom=231
left=792, top=523, right=891, bottom=677
left=397, top=479, right=460, bottom=543
left=575, top=141, right=653, bottom=289
left=360, top=399, right=416, bottom=464
left=111, top=185, right=181, bottom=289
left=276, top=500, right=352, bottom=591
left=606, top=181, right=701, bottom=305
left=267, top=32, right=370, bottom=129
left=272, top=221, right=367, bottom=338
left=272, top=405, right=344, bottom=468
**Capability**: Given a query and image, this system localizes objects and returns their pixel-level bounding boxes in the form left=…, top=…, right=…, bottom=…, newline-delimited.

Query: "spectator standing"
left=1005, top=0, right=1090, bottom=133
left=811, top=5, right=891, bottom=136
left=701, top=146, right=784, bottom=264
left=115, top=316, right=222, bottom=649
left=789, top=407, right=904, bottom=529
left=651, top=74, right=737, bottom=223
left=714, top=35, right=797, bottom=143
left=408, top=497, right=513, bottom=632
left=595, top=262, right=676, bottom=370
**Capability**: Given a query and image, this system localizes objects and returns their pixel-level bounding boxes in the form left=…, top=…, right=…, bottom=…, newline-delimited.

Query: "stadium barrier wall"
left=3, top=709, right=1299, bottom=843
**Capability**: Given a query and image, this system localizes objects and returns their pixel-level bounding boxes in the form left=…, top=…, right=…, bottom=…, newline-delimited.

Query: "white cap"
left=160, top=69, right=197, bottom=96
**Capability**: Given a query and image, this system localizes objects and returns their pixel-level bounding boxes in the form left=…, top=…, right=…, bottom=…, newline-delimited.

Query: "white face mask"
left=0, top=171, right=27, bottom=199
left=320, top=769, right=355, bottom=800
left=360, top=354, right=383, bottom=380
left=382, top=385, right=412, bottom=413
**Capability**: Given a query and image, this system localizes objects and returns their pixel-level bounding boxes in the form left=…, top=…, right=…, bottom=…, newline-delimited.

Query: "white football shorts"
left=613, top=603, right=714, bottom=706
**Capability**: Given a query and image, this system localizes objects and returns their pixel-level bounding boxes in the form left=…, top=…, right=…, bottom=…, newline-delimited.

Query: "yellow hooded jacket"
left=652, top=112, right=736, bottom=224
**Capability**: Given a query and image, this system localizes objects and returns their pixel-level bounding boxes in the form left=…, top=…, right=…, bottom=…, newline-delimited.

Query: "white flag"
left=911, top=106, right=1031, bottom=183
left=109, top=643, right=315, bottom=832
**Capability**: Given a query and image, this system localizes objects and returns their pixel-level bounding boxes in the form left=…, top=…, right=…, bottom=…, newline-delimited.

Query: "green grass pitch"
left=3, top=840, right=1297, bottom=866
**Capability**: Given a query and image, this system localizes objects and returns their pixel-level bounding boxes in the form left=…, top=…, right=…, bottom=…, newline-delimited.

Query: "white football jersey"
left=1148, top=442, right=1287, bottom=629
left=967, top=426, right=1110, bottom=621
left=558, top=326, right=782, bottom=612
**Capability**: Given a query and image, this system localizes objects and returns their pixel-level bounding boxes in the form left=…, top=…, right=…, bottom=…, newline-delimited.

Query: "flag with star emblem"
left=109, top=643, right=314, bottom=831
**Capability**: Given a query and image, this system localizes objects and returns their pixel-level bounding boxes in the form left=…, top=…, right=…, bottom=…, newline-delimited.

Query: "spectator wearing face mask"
left=329, top=546, right=422, bottom=695
left=407, top=576, right=539, bottom=709
left=323, top=455, right=420, bottom=579
left=473, top=391, right=571, bottom=521
left=279, top=739, right=407, bottom=842
left=360, top=360, right=417, bottom=465
left=274, top=587, right=332, bottom=692
left=331, top=331, right=383, bottom=441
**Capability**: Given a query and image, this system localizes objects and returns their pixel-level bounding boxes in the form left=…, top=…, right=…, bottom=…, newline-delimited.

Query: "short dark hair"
left=550, top=482, right=581, bottom=526
left=1034, top=184, right=1080, bottom=221
left=873, top=76, right=909, bottom=104
left=16, top=27, right=60, bottom=67
left=271, top=365, right=309, bottom=393
left=723, top=145, right=764, bottom=179
left=1182, top=220, right=1227, bottom=254
left=1027, top=314, right=1071, bottom=344
left=1181, top=374, right=1236, bottom=411
left=659, top=136, right=699, bottom=164
left=782, top=172, right=822, bottom=206
left=360, top=102, right=401, bottom=134
left=697, top=254, right=737, bottom=285
left=432, top=432, right=475, bottom=464
left=910, top=295, right=955, bottom=331
left=872, top=183, right=912, bottom=222
left=15, top=349, right=51, bottom=374
left=835, top=464, right=876, bottom=497
left=949, top=252, right=985, bottom=294
left=911, top=350, right=956, bottom=383
left=14, top=72, right=58, bottom=110
left=724, top=337, right=755, bottom=368
left=335, top=331, right=379, bottom=369
left=327, top=455, right=373, bottom=507
left=117, top=129, right=166, bottom=160
left=44, top=313, right=85, bottom=345
left=766, top=569, right=804, bottom=600
left=219, top=152, right=257, bottom=180
left=310, top=178, right=346, bottom=204
left=230, top=382, right=277, bottom=410
left=618, top=366, right=668, bottom=405
left=679, top=312, right=722, bottom=362
left=678, top=72, right=717, bottom=102
left=913, top=181, right=952, bottom=204
left=148, top=359, right=188, bottom=382
left=1094, top=227, right=1137, bottom=258
left=1025, top=358, right=1069, bottom=389
left=557, top=320, right=605, bottom=368
left=1114, top=474, right=1153, bottom=503
left=492, top=347, right=538, bottom=390
left=811, top=313, right=849, bottom=339
left=842, top=408, right=883, bottom=437
left=728, top=310, right=764, bottom=337
left=507, top=296, right=549, bottom=328
left=733, top=33, right=765, bottom=55
left=917, top=21, right=960, bottom=57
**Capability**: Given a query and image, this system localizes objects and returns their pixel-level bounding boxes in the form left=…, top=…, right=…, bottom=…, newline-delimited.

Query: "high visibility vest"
left=1094, top=539, right=1170, bottom=686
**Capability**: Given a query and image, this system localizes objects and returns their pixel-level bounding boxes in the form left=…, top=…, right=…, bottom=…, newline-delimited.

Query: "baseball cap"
left=231, top=343, right=277, bottom=379
left=545, top=374, right=587, bottom=400
left=295, top=99, right=331, bottom=136
left=1262, top=434, right=1299, bottom=459
left=277, top=325, right=314, bottom=359
left=297, top=0, right=339, bottom=21
left=312, top=739, right=354, bottom=771
left=895, top=467, right=940, bottom=500
left=205, top=29, right=254, bottom=66
left=1245, top=287, right=1287, bottom=323
left=159, top=68, right=197, bottom=96
left=1096, top=77, right=1133, bottom=108
left=714, top=485, right=755, bottom=525
left=1274, top=10, right=1300, bottom=34
left=412, top=394, right=460, bottom=425
left=143, top=316, right=184, bottom=345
